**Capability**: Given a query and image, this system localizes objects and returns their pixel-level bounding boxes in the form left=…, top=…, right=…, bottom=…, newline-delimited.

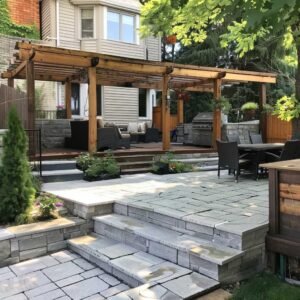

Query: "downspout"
left=56, top=0, right=60, bottom=106
left=56, top=0, right=60, bottom=47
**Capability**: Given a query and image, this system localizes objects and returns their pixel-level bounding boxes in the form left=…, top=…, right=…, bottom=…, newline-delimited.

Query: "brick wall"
left=7, top=0, right=40, bottom=28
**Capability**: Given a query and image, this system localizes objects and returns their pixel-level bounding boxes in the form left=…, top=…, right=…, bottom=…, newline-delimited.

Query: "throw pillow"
left=128, top=122, right=138, bottom=133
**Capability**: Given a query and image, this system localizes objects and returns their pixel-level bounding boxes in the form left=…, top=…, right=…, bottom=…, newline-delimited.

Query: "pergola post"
left=26, top=60, right=35, bottom=131
left=162, top=74, right=170, bottom=151
left=65, top=80, right=72, bottom=119
left=7, top=78, right=14, bottom=88
left=212, top=78, right=222, bottom=149
left=259, top=83, right=267, bottom=141
left=88, top=67, right=97, bottom=153
left=177, top=97, right=184, bottom=124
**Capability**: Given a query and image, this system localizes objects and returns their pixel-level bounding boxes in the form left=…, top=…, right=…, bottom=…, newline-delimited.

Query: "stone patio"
left=44, top=171, right=269, bottom=236
left=0, top=250, right=130, bottom=300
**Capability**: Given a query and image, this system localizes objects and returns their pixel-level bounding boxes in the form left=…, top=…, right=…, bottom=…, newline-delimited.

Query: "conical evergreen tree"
left=0, top=107, right=35, bottom=223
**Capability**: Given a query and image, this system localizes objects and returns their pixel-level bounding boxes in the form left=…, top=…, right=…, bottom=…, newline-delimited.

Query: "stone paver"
left=44, top=172, right=269, bottom=235
left=0, top=251, right=130, bottom=300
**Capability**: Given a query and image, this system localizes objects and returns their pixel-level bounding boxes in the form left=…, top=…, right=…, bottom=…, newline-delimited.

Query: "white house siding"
left=98, top=39, right=145, bottom=59
left=145, top=37, right=161, bottom=62
left=59, top=0, right=80, bottom=49
left=41, top=0, right=51, bottom=40
left=81, top=39, right=97, bottom=52
left=103, top=86, right=138, bottom=125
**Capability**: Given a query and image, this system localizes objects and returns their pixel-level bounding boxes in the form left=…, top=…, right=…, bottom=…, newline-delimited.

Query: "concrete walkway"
left=44, top=171, right=269, bottom=235
left=0, top=250, right=130, bottom=300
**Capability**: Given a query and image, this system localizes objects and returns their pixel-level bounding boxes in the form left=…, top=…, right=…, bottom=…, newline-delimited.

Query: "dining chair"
left=216, top=140, right=251, bottom=182
left=249, top=133, right=263, bottom=144
left=266, top=140, right=300, bottom=162
left=226, top=134, right=240, bottom=144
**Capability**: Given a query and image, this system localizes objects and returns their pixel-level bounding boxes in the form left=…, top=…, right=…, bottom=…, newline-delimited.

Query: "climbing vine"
left=0, top=0, right=39, bottom=39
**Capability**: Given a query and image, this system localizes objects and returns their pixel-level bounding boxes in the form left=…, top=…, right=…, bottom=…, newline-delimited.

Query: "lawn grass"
left=231, top=272, right=300, bottom=300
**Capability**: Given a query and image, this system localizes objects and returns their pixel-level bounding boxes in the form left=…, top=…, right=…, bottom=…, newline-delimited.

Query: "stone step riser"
left=41, top=163, right=76, bottom=171
left=41, top=173, right=83, bottom=183
left=119, top=162, right=153, bottom=170
left=67, top=242, right=142, bottom=288
left=121, top=168, right=152, bottom=175
left=114, top=203, right=267, bottom=252
left=94, top=221, right=224, bottom=281
left=115, top=155, right=154, bottom=163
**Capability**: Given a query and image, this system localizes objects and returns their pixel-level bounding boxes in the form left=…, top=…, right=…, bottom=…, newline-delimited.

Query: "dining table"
left=238, top=143, right=284, bottom=179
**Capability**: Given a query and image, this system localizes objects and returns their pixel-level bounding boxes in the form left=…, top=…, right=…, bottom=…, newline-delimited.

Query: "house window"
left=71, top=83, right=80, bottom=115
left=81, top=9, right=94, bottom=38
left=96, top=85, right=102, bottom=116
left=139, top=89, right=147, bottom=117
left=107, top=11, right=135, bottom=43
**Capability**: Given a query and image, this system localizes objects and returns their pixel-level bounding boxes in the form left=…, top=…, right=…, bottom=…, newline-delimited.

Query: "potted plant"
left=213, top=96, right=232, bottom=123
left=262, top=103, right=274, bottom=114
left=241, top=102, right=259, bottom=120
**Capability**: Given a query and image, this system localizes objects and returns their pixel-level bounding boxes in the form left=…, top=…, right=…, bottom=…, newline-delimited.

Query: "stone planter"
left=243, top=109, right=257, bottom=121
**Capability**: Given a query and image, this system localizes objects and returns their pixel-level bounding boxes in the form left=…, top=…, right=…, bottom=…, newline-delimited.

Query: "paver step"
left=114, top=154, right=154, bottom=163
left=34, top=169, right=83, bottom=183
left=93, top=214, right=243, bottom=281
left=119, top=161, right=153, bottom=170
left=68, top=234, right=219, bottom=299
left=39, top=160, right=77, bottom=171
left=121, top=167, right=152, bottom=175
left=112, top=202, right=268, bottom=252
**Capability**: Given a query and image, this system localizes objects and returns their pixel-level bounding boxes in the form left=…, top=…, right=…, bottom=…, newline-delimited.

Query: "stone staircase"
left=66, top=199, right=266, bottom=299
left=36, top=153, right=219, bottom=182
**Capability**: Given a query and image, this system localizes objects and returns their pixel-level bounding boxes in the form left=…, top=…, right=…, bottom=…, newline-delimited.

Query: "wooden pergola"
left=1, top=42, right=277, bottom=153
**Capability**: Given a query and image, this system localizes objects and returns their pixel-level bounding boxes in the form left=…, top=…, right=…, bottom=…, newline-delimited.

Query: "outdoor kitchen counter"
left=260, top=158, right=300, bottom=171
left=261, top=159, right=300, bottom=275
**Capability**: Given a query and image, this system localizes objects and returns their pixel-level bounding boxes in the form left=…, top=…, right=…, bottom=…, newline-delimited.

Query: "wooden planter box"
left=261, top=159, right=300, bottom=271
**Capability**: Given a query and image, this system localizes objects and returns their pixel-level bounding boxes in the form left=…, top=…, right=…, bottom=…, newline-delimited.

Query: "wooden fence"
left=0, top=84, right=28, bottom=129
left=265, top=115, right=292, bottom=143
left=152, top=106, right=179, bottom=131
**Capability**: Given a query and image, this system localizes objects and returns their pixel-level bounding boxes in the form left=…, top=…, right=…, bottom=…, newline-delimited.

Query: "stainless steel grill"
left=192, top=112, right=213, bottom=146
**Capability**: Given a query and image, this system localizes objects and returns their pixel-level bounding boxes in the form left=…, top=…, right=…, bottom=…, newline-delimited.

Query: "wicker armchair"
left=217, top=140, right=251, bottom=182
left=266, top=140, right=300, bottom=162
left=249, top=133, right=263, bottom=144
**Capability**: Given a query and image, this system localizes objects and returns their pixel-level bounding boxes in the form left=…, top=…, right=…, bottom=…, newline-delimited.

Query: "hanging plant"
left=165, top=34, right=177, bottom=45
left=212, top=96, right=232, bottom=114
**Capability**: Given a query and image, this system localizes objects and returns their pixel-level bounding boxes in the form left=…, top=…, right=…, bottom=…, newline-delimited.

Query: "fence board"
left=0, top=84, right=27, bottom=129
left=266, top=115, right=292, bottom=143
left=153, top=106, right=179, bottom=131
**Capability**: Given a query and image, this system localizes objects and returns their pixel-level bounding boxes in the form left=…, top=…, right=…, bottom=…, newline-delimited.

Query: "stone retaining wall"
left=0, top=217, right=88, bottom=267
left=222, top=121, right=260, bottom=143
left=36, top=119, right=71, bottom=149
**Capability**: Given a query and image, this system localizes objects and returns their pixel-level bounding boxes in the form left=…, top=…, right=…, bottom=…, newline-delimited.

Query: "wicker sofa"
left=66, top=120, right=130, bottom=150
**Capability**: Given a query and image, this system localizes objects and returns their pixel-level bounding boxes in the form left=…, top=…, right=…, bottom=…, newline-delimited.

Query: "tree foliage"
left=141, top=0, right=300, bottom=103
left=0, top=108, right=35, bottom=224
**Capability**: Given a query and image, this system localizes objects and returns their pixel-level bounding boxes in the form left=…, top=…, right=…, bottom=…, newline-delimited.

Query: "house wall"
left=40, top=0, right=161, bottom=123
left=7, top=0, right=40, bottom=28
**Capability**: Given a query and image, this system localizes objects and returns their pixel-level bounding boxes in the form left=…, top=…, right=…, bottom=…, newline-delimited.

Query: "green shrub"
left=152, top=152, right=193, bottom=174
left=83, top=152, right=120, bottom=180
left=273, top=94, right=300, bottom=121
left=38, top=194, right=58, bottom=219
left=0, top=108, right=35, bottom=224
left=76, top=153, right=95, bottom=171
left=241, top=102, right=259, bottom=111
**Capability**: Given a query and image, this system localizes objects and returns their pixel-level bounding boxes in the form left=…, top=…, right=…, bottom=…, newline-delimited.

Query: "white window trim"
left=79, top=6, right=96, bottom=40
left=106, top=8, right=138, bottom=44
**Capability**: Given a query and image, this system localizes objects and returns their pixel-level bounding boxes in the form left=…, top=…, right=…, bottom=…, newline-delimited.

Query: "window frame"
left=80, top=7, right=95, bottom=39
left=106, top=9, right=136, bottom=44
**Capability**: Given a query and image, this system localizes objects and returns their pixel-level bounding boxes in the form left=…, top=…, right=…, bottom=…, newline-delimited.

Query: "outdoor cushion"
left=138, top=122, right=147, bottom=133
left=128, top=122, right=139, bottom=133
left=97, top=117, right=104, bottom=128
